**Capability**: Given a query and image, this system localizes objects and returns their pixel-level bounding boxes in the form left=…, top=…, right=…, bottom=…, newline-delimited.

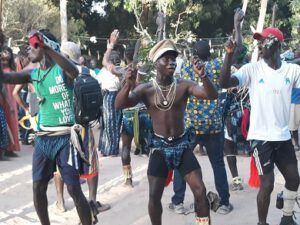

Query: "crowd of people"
left=0, top=7, right=299, bottom=225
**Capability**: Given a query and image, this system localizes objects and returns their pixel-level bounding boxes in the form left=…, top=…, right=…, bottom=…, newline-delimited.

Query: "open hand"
left=109, top=29, right=119, bottom=47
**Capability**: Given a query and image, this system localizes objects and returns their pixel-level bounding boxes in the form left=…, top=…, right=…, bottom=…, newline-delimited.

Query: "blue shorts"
left=32, top=134, right=80, bottom=186
left=122, top=109, right=152, bottom=139
left=147, top=131, right=200, bottom=178
left=0, top=107, right=9, bottom=149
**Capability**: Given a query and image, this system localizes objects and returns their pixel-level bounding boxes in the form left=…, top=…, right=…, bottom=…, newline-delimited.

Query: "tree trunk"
left=60, top=0, right=68, bottom=42
left=251, top=0, right=269, bottom=62
left=0, top=0, right=3, bottom=31
left=242, top=0, right=249, bottom=16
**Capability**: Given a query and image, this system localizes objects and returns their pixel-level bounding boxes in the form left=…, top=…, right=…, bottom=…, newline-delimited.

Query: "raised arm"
left=44, top=47, right=78, bottom=79
left=102, top=29, right=122, bottom=77
left=188, top=59, right=218, bottom=100
left=29, top=31, right=78, bottom=79
left=0, top=69, right=32, bottom=84
left=115, top=67, right=140, bottom=109
left=220, top=39, right=240, bottom=88
left=232, top=8, right=245, bottom=63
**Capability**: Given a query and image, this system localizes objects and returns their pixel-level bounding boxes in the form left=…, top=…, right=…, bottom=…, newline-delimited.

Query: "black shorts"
left=147, top=147, right=200, bottom=179
left=252, top=140, right=297, bottom=175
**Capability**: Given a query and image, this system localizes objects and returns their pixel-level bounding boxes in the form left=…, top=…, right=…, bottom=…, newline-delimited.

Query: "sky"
left=91, top=1, right=107, bottom=16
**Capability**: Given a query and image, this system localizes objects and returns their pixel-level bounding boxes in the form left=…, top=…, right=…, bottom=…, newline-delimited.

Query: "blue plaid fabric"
left=0, top=107, right=9, bottom=149
left=149, top=133, right=190, bottom=170
left=181, top=59, right=225, bottom=134
left=34, top=134, right=70, bottom=160
left=224, top=90, right=251, bottom=152
left=100, top=91, right=122, bottom=156
left=122, top=110, right=152, bottom=139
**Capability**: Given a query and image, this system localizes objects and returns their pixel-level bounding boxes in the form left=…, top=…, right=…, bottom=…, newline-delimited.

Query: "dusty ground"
left=0, top=131, right=300, bottom=225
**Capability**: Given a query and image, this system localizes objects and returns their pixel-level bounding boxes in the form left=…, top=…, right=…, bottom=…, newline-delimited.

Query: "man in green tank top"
left=31, top=63, right=75, bottom=127
left=0, top=29, right=94, bottom=225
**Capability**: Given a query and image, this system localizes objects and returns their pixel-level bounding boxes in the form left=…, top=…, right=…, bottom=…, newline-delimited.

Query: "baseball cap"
left=60, top=41, right=81, bottom=64
left=253, top=27, right=284, bottom=42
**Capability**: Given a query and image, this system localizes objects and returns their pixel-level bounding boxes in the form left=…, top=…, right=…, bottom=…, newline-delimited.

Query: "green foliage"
left=68, top=18, right=88, bottom=43
left=289, top=0, right=300, bottom=47
left=2, top=0, right=60, bottom=45
left=2, top=0, right=88, bottom=47
left=132, top=38, right=155, bottom=79
left=33, top=0, right=299, bottom=58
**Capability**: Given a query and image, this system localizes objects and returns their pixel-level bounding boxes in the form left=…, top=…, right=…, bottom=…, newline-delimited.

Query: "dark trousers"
left=172, top=132, right=230, bottom=206
left=171, top=169, right=186, bottom=205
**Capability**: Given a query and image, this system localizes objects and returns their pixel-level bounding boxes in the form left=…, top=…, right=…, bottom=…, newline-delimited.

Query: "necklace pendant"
left=163, top=100, right=168, bottom=106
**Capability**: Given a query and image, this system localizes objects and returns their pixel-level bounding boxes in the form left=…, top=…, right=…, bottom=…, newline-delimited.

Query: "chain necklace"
left=31, top=66, right=54, bottom=84
left=152, top=78, right=177, bottom=111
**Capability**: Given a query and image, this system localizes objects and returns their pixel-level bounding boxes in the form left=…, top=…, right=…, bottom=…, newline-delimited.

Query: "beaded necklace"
left=152, top=78, right=177, bottom=111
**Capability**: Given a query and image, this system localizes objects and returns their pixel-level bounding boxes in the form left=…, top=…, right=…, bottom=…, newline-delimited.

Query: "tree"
left=2, top=0, right=60, bottom=45
left=1, top=0, right=87, bottom=47
left=289, top=0, right=300, bottom=47
left=48, top=0, right=295, bottom=58
left=60, top=0, right=68, bottom=42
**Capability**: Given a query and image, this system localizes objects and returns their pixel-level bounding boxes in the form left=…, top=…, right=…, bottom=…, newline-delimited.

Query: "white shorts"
left=289, top=104, right=300, bottom=131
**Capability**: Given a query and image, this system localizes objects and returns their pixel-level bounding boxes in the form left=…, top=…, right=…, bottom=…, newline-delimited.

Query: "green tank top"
left=31, top=64, right=75, bottom=127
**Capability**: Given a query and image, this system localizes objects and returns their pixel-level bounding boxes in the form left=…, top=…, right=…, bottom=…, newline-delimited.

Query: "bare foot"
left=55, top=201, right=66, bottom=213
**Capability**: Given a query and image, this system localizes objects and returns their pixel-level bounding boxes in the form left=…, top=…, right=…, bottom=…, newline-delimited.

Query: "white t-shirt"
left=96, top=67, right=121, bottom=91
left=233, top=60, right=300, bottom=141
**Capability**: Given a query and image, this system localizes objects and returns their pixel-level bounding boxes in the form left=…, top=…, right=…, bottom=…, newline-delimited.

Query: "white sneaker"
left=168, top=203, right=186, bottom=214
left=216, top=203, right=233, bottom=215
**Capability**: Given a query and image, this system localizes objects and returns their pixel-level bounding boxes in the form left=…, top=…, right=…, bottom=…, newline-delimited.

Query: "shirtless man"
left=115, top=39, right=218, bottom=225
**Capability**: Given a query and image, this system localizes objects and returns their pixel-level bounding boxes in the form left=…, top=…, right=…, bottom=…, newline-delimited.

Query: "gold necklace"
left=152, top=78, right=177, bottom=111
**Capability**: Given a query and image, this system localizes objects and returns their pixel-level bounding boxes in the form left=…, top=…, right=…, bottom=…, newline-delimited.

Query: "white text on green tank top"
left=49, top=75, right=73, bottom=125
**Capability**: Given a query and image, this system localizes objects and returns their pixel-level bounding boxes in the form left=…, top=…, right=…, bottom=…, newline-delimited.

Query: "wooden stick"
left=0, top=0, right=2, bottom=30
left=271, top=3, right=278, bottom=27
left=132, top=39, right=141, bottom=69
